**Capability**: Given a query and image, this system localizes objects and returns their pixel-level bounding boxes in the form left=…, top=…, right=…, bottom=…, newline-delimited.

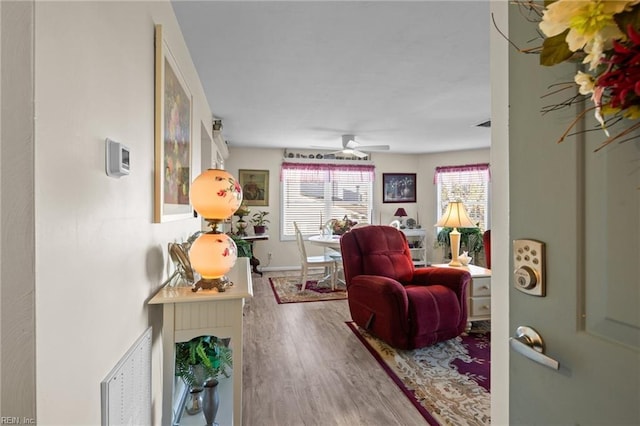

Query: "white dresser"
left=433, top=263, right=491, bottom=326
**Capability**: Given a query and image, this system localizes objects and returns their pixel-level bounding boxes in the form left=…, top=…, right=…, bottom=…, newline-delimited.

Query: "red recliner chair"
left=340, top=225, right=470, bottom=349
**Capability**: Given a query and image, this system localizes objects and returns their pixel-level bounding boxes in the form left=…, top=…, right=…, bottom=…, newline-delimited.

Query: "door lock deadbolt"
left=513, top=239, right=545, bottom=296
left=515, top=266, right=539, bottom=289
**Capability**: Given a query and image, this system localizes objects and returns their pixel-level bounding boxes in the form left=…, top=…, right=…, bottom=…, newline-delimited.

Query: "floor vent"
left=101, top=327, right=152, bottom=426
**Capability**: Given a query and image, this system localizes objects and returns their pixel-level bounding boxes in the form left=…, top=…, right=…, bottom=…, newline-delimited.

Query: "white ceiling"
left=172, top=1, right=490, bottom=154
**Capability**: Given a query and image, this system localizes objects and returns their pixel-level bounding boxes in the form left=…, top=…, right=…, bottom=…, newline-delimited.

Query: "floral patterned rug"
left=268, top=275, right=347, bottom=304
left=347, top=321, right=490, bottom=426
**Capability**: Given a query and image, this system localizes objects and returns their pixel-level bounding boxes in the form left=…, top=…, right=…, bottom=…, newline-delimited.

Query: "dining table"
left=308, top=234, right=344, bottom=284
left=308, top=234, right=342, bottom=251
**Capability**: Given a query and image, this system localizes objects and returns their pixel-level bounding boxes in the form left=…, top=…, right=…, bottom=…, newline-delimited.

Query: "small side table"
left=432, top=263, right=491, bottom=329
left=242, top=234, right=269, bottom=275
left=149, top=258, right=253, bottom=426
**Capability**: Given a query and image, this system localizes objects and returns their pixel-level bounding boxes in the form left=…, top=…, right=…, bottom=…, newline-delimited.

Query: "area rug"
left=347, top=322, right=490, bottom=426
left=268, top=276, right=347, bottom=304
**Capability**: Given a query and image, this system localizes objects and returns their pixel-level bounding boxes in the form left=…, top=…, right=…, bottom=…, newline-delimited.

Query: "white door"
left=503, top=4, right=640, bottom=424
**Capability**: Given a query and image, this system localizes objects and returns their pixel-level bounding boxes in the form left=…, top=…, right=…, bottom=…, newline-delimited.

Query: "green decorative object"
left=435, top=227, right=484, bottom=261
left=175, top=335, right=232, bottom=390
left=251, top=210, right=270, bottom=234
left=229, top=234, right=252, bottom=258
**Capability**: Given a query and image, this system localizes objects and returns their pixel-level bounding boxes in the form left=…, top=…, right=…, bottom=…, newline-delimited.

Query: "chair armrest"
left=347, top=275, right=410, bottom=338
left=410, top=267, right=471, bottom=301
left=350, top=274, right=407, bottom=297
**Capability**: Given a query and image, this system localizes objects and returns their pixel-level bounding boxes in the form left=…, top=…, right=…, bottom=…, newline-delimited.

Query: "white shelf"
left=401, top=228, right=427, bottom=267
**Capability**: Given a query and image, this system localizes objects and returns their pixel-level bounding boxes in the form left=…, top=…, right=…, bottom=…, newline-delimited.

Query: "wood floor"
left=242, top=271, right=428, bottom=426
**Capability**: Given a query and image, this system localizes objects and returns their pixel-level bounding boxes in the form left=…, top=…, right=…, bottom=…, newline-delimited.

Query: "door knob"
left=510, top=326, right=559, bottom=370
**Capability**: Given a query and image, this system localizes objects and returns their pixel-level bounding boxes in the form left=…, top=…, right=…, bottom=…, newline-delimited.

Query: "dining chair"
left=293, top=222, right=337, bottom=291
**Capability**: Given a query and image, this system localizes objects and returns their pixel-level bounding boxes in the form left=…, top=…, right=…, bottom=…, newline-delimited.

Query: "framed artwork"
left=154, top=24, right=193, bottom=223
left=238, top=169, right=269, bottom=206
left=383, top=173, right=417, bottom=203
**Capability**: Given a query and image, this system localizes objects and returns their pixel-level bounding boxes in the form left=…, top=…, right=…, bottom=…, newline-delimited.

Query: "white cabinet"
left=149, top=258, right=253, bottom=426
left=433, top=263, right=491, bottom=327
left=401, top=228, right=427, bottom=267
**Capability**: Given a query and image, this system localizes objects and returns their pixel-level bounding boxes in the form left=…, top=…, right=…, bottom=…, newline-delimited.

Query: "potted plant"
left=175, top=335, right=232, bottom=418
left=251, top=210, right=270, bottom=235
left=434, top=227, right=484, bottom=262
left=229, top=234, right=253, bottom=258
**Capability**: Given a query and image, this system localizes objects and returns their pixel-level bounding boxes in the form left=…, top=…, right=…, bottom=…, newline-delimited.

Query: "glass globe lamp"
left=189, top=169, right=243, bottom=291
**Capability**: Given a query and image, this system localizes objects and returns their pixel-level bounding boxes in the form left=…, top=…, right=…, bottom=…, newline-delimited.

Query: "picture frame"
left=383, top=173, right=417, bottom=203
left=238, top=169, right=269, bottom=206
left=153, top=24, right=193, bottom=223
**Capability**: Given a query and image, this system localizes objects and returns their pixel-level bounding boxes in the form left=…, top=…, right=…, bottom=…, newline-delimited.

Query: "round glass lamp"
left=189, top=233, right=238, bottom=290
left=190, top=169, right=243, bottom=231
left=189, top=169, right=243, bottom=292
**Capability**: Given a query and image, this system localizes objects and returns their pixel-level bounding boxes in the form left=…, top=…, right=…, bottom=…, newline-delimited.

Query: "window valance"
left=281, top=162, right=375, bottom=182
left=433, top=163, right=491, bottom=184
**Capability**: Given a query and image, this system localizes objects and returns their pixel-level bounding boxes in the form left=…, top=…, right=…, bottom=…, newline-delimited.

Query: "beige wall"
left=1, top=0, right=36, bottom=419
left=8, top=1, right=215, bottom=423
left=226, top=147, right=489, bottom=269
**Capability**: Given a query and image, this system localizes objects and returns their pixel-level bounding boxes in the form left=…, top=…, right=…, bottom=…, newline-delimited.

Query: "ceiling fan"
left=314, top=134, right=390, bottom=158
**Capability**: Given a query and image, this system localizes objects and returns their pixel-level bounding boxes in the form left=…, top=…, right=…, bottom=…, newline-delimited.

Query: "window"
left=281, top=162, right=374, bottom=239
left=434, top=163, right=490, bottom=231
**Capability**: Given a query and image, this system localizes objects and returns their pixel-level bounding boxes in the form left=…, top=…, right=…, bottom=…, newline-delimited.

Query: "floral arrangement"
left=517, top=0, right=640, bottom=150
left=329, top=215, right=358, bottom=235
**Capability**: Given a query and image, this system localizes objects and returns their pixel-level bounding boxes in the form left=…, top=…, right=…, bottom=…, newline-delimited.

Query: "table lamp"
left=189, top=169, right=243, bottom=292
left=394, top=207, right=408, bottom=227
left=435, top=201, right=476, bottom=267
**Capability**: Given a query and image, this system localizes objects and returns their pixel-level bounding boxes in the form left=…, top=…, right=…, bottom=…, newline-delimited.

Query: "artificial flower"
left=575, top=70, right=595, bottom=94
left=526, top=0, right=640, bottom=146
left=539, top=0, right=639, bottom=69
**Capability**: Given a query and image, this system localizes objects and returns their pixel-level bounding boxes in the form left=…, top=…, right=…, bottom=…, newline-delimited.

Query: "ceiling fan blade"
left=345, top=139, right=359, bottom=149
left=356, top=145, right=390, bottom=151
left=352, top=150, right=368, bottom=158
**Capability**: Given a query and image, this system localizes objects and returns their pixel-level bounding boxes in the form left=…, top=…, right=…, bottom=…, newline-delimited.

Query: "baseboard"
left=258, top=266, right=327, bottom=273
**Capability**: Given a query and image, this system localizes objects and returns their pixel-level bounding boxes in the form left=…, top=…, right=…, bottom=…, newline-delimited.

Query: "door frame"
left=489, top=1, right=510, bottom=424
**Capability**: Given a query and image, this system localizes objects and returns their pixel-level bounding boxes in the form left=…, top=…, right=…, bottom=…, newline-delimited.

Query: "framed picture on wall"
left=383, top=173, right=417, bottom=203
left=153, top=24, right=194, bottom=223
left=239, top=169, right=269, bottom=206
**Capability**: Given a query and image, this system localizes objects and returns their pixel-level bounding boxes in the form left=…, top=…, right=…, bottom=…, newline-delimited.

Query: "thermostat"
left=105, top=138, right=130, bottom=177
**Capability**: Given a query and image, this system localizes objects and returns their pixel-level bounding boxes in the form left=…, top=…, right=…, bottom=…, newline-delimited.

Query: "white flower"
left=574, top=71, right=596, bottom=95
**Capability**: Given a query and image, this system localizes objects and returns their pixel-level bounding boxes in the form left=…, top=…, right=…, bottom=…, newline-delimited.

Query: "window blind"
left=280, top=162, right=374, bottom=238
left=434, top=163, right=490, bottom=230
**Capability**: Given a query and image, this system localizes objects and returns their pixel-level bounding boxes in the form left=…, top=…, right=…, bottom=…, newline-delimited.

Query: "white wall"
left=31, top=2, right=213, bottom=424
left=226, top=147, right=489, bottom=269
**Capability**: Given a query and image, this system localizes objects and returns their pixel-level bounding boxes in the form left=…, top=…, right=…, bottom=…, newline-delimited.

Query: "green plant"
left=229, top=234, right=252, bottom=258
left=251, top=211, right=270, bottom=227
left=175, top=335, right=232, bottom=389
left=434, top=227, right=484, bottom=259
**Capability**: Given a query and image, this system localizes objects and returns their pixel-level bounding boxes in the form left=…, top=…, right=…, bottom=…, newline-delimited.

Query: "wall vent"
left=101, top=327, right=152, bottom=426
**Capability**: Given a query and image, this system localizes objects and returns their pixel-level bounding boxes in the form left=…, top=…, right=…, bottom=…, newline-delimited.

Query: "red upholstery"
left=483, top=229, right=491, bottom=269
left=340, top=225, right=470, bottom=349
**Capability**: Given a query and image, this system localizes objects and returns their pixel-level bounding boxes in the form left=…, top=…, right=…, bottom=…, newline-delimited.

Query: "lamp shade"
left=435, top=201, right=476, bottom=228
left=190, top=169, right=243, bottom=220
left=189, top=233, right=238, bottom=279
left=394, top=208, right=408, bottom=217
